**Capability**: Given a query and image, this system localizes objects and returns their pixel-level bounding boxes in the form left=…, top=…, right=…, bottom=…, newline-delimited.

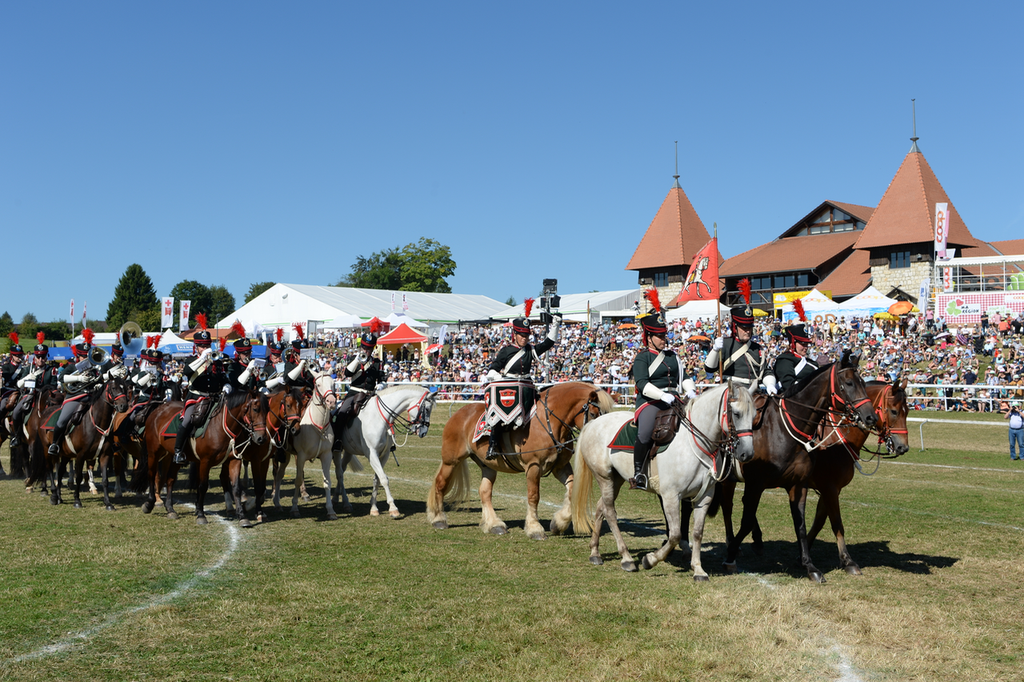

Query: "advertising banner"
left=161, top=297, right=174, bottom=329
left=179, top=300, right=191, bottom=331
left=934, top=202, right=949, bottom=259
left=935, top=292, right=1024, bottom=324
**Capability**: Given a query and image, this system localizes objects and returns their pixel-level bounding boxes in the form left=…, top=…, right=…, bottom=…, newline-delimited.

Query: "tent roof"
left=837, top=286, right=896, bottom=309
left=377, top=323, right=427, bottom=345
left=383, top=312, right=428, bottom=328
left=493, top=289, right=643, bottom=320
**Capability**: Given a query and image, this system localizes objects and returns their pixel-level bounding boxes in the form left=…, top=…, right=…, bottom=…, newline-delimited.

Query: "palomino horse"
left=571, top=383, right=756, bottom=579
left=717, top=378, right=909, bottom=575
left=336, top=384, right=436, bottom=518
left=427, top=381, right=614, bottom=539
left=139, top=387, right=268, bottom=524
left=719, top=351, right=878, bottom=582
left=272, top=373, right=345, bottom=520
left=221, top=386, right=303, bottom=526
left=32, top=375, right=131, bottom=508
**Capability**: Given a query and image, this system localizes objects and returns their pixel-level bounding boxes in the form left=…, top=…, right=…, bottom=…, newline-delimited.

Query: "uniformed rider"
left=225, top=335, right=260, bottom=394
left=0, top=333, right=25, bottom=427
left=125, top=337, right=168, bottom=432
left=262, top=330, right=288, bottom=391
left=331, top=331, right=385, bottom=451
left=705, top=304, right=777, bottom=395
left=629, top=310, right=698, bottom=490
left=483, top=305, right=561, bottom=459
left=772, top=323, right=818, bottom=395
left=49, top=330, right=108, bottom=456
left=9, top=333, right=59, bottom=447
left=283, top=335, right=315, bottom=392
left=174, top=319, right=226, bottom=464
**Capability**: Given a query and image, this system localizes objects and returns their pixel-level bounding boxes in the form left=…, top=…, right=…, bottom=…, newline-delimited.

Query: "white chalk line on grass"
left=5, top=504, right=241, bottom=666
left=889, top=460, right=1024, bottom=474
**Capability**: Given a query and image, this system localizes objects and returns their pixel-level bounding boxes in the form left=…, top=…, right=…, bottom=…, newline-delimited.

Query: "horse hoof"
left=641, top=555, right=656, bottom=570
left=328, top=513, right=338, bottom=521
left=142, top=502, right=153, bottom=514
left=291, top=510, right=301, bottom=519
left=341, top=503, right=353, bottom=514
left=73, top=501, right=83, bottom=509
left=528, top=532, right=547, bottom=541
left=808, top=571, right=825, bottom=584
left=256, top=512, right=267, bottom=524
left=50, top=496, right=59, bottom=506
left=196, top=516, right=208, bottom=526
left=301, top=494, right=311, bottom=503
left=389, top=510, right=400, bottom=519
left=240, top=519, right=253, bottom=529
left=432, top=521, right=448, bottom=530
left=845, top=565, right=863, bottom=576
left=621, top=561, right=638, bottom=573
left=105, top=505, right=115, bottom=512
left=693, top=574, right=710, bottom=583
left=369, top=508, right=380, bottom=517
left=589, top=556, right=604, bottom=566
left=488, top=526, right=507, bottom=536
left=723, top=562, right=738, bottom=575
left=167, top=512, right=179, bottom=520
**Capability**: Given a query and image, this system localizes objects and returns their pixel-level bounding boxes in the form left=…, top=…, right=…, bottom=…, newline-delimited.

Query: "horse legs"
left=99, top=454, right=115, bottom=511
left=723, top=483, right=766, bottom=573
left=788, top=485, right=825, bottom=583
left=809, top=485, right=860, bottom=575
left=477, top=466, right=507, bottom=535
left=194, top=459, right=213, bottom=526
left=687, top=495, right=715, bottom=581
left=251, top=457, right=270, bottom=524
left=290, top=455, right=305, bottom=518
left=594, top=476, right=636, bottom=572
left=272, top=452, right=291, bottom=511
left=548, top=462, right=574, bottom=536
left=162, top=463, right=181, bottom=521
left=337, top=451, right=353, bottom=514
left=642, top=489, right=683, bottom=573
left=49, top=459, right=64, bottom=505
left=523, top=462, right=547, bottom=540
left=72, top=458, right=86, bottom=508
left=366, top=448, right=399, bottom=519
left=320, top=453, right=338, bottom=521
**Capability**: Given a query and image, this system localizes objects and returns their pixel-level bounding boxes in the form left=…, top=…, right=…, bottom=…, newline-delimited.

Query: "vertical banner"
left=179, top=300, right=191, bottom=331
left=161, top=297, right=174, bottom=329
left=82, top=301, right=87, bottom=325
left=391, top=292, right=396, bottom=311
left=402, top=293, right=409, bottom=312
left=675, top=238, right=720, bottom=304
left=942, top=267, right=954, bottom=293
left=69, top=299, right=74, bottom=325
left=918, top=277, right=930, bottom=305
left=934, top=202, right=949, bottom=260
left=438, top=324, right=448, bottom=344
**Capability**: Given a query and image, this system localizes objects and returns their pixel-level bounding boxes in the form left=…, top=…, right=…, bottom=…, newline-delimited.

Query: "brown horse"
left=718, top=378, right=910, bottom=575
left=427, top=381, right=615, bottom=539
left=10, top=386, right=62, bottom=485
left=32, top=376, right=131, bottom=508
left=220, top=386, right=303, bottom=527
left=139, top=388, right=268, bottom=525
left=719, top=352, right=878, bottom=582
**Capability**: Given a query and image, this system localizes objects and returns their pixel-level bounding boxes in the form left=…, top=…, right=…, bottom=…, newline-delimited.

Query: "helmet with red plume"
left=34, top=331, right=48, bottom=358
left=639, top=288, right=667, bottom=338
left=8, top=332, right=24, bottom=357
left=193, top=313, right=212, bottom=346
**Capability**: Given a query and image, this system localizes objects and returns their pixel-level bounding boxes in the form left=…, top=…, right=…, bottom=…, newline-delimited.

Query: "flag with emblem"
left=673, top=238, right=719, bottom=304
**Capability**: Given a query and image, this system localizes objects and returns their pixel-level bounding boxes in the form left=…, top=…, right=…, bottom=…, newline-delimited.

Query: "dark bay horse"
left=719, top=378, right=910, bottom=575
left=11, top=386, right=62, bottom=485
left=139, top=388, right=267, bottom=525
left=221, top=386, right=303, bottom=527
left=427, top=381, right=615, bottom=539
left=718, top=352, right=877, bottom=582
left=32, top=376, right=131, bottom=508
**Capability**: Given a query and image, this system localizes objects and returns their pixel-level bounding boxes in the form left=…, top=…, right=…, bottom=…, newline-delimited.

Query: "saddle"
left=161, top=396, right=221, bottom=440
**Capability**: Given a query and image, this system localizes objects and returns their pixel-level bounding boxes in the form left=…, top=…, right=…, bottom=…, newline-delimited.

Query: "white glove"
left=661, top=393, right=676, bottom=405
left=484, top=369, right=502, bottom=383
left=763, top=375, right=778, bottom=396
left=222, top=384, right=233, bottom=394
left=137, top=372, right=153, bottom=387
left=265, top=376, right=286, bottom=390
left=346, top=357, right=361, bottom=374
left=713, top=337, right=724, bottom=351
left=247, top=360, right=258, bottom=370
left=64, top=374, right=89, bottom=384
left=201, top=348, right=213, bottom=359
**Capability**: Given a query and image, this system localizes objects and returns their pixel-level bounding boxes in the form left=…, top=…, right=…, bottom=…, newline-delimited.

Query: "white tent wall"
left=493, top=289, right=643, bottom=323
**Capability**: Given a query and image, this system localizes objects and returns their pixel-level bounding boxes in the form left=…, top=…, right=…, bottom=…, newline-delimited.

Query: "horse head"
left=408, top=389, right=436, bottom=439
left=876, top=376, right=910, bottom=456
left=104, top=373, right=131, bottom=414
left=281, top=387, right=304, bottom=437
left=834, top=350, right=878, bottom=431
left=312, top=373, right=337, bottom=412
left=726, top=381, right=756, bottom=463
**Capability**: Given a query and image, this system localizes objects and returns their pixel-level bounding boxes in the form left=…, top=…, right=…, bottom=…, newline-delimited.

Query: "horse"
left=272, top=373, right=344, bottom=519
left=718, top=351, right=878, bottom=582
left=571, top=382, right=757, bottom=579
left=31, top=375, right=131, bottom=508
left=221, top=386, right=303, bottom=526
left=717, top=377, right=910, bottom=576
left=427, top=381, right=615, bottom=540
left=139, top=386, right=268, bottom=524
left=335, top=384, right=436, bottom=518
left=10, top=386, right=62, bottom=485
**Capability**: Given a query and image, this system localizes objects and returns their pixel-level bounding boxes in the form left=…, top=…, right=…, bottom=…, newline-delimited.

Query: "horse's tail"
left=345, top=453, right=364, bottom=473
left=570, top=421, right=597, bottom=535
left=426, top=458, right=470, bottom=519
left=595, top=388, right=616, bottom=415
left=9, top=442, right=27, bottom=479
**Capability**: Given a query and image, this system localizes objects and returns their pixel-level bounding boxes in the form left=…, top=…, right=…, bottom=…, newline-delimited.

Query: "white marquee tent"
left=494, top=289, right=643, bottom=323
left=836, top=286, right=898, bottom=319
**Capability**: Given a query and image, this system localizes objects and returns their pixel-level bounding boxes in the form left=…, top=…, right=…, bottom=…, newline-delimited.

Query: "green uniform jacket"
left=773, top=352, right=820, bottom=395
left=705, top=337, right=767, bottom=384
left=632, top=348, right=681, bottom=409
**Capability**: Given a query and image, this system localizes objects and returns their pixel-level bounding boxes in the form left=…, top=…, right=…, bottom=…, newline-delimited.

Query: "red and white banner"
left=391, top=292, right=396, bottom=311
left=69, top=299, right=74, bottom=325
left=179, top=300, right=191, bottom=331
left=942, top=267, right=954, bottom=293
left=936, top=292, right=1024, bottom=324
left=402, top=293, right=409, bottom=312
left=161, top=297, right=174, bottom=329
left=673, top=238, right=720, bottom=305
left=82, top=301, right=87, bottom=324
left=934, top=202, right=949, bottom=260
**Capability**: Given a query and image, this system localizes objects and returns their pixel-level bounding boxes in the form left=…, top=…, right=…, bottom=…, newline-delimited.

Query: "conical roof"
left=854, top=150, right=974, bottom=250
left=625, top=184, right=720, bottom=271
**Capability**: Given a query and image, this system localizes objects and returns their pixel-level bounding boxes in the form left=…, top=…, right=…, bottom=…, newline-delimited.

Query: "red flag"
left=673, top=238, right=720, bottom=305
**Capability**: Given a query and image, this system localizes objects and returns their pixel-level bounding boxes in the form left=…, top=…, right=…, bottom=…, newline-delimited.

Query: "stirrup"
left=173, top=450, right=187, bottom=465
left=629, top=473, right=648, bottom=491
left=48, top=443, right=60, bottom=456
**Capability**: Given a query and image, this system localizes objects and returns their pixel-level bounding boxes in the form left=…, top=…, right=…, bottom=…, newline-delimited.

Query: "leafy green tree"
left=41, top=321, right=69, bottom=341
left=169, top=280, right=213, bottom=328
left=335, top=238, right=456, bottom=293
left=0, top=312, right=13, bottom=338
left=106, top=264, right=159, bottom=329
left=132, top=308, right=162, bottom=332
left=209, top=285, right=236, bottom=325
left=18, top=313, right=39, bottom=340
left=245, top=281, right=276, bottom=304
left=505, top=296, right=518, bottom=307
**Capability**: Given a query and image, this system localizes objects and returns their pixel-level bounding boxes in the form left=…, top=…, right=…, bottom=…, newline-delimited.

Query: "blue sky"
left=3, top=2, right=1022, bottom=324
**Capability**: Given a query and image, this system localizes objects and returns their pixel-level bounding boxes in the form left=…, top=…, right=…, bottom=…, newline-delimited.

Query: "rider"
left=262, top=329, right=288, bottom=391
left=9, top=333, right=59, bottom=447
left=630, top=290, right=697, bottom=490
left=174, top=314, right=226, bottom=464
left=331, top=326, right=385, bottom=451
left=225, top=324, right=260, bottom=395
left=705, top=297, right=777, bottom=396
left=773, top=323, right=818, bottom=396
left=483, top=298, right=561, bottom=460
left=283, top=324, right=316, bottom=391
left=0, top=333, right=25, bottom=429
left=49, top=329, right=108, bottom=456
left=123, top=336, right=168, bottom=434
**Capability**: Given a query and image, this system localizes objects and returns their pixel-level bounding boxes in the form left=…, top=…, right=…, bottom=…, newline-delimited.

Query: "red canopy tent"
left=377, top=323, right=427, bottom=345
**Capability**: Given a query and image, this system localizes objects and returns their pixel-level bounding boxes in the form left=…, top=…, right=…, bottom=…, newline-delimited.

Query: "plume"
left=219, top=337, right=227, bottom=353
left=8, top=332, right=18, bottom=346
left=523, top=298, right=535, bottom=318
left=642, top=288, right=662, bottom=313
left=37, top=331, right=46, bottom=346
left=369, top=317, right=383, bottom=335
left=82, top=328, right=94, bottom=345
left=738, top=278, right=752, bottom=306
left=195, top=313, right=208, bottom=331
left=292, top=322, right=304, bottom=340
left=230, top=320, right=246, bottom=338
left=146, top=335, right=158, bottom=349
left=275, top=327, right=284, bottom=343
left=793, top=298, right=807, bottom=323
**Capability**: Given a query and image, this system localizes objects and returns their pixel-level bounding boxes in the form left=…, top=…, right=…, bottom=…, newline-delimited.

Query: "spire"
left=909, top=98, right=920, bottom=153
left=672, top=140, right=681, bottom=189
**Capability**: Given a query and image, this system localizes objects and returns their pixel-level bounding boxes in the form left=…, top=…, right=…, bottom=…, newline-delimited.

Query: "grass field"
left=1, top=406, right=1023, bottom=682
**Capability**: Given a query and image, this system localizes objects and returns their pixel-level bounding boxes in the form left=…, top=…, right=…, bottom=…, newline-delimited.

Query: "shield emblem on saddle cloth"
left=485, top=380, right=533, bottom=428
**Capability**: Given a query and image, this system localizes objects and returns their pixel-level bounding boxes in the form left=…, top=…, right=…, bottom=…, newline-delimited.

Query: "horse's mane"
left=376, top=384, right=426, bottom=398
left=225, top=386, right=264, bottom=410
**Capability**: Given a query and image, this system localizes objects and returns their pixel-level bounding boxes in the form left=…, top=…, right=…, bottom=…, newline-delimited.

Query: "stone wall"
left=869, top=262, right=931, bottom=301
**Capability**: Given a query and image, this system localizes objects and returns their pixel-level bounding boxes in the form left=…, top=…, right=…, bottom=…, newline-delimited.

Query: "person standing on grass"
left=1006, top=402, right=1024, bottom=460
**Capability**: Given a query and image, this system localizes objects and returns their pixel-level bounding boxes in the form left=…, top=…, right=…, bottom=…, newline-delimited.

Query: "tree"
left=0, top=312, right=13, bottom=338
left=245, top=281, right=276, bottom=304
left=334, top=237, right=456, bottom=293
left=18, top=313, right=39, bottom=340
left=41, top=321, right=69, bottom=341
left=169, top=280, right=213, bottom=328
left=505, top=296, right=518, bottom=307
left=209, top=285, right=236, bottom=325
left=131, top=308, right=162, bottom=332
left=106, top=264, right=159, bottom=329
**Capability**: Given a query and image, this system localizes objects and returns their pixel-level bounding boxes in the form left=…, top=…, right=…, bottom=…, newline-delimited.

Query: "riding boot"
left=173, top=426, right=190, bottom=465
left=630, top=440, right=650, bottom=490
left=486, top=426, right=501, bottom=460
left=49, top=426, right=65, bottom=456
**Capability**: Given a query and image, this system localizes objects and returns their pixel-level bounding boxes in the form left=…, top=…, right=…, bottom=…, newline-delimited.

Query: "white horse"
left=271, top=373, right=343, bottom=519
left=336, top=384, right=436, bottom=518
left=570, top=382, right=756, bottom=580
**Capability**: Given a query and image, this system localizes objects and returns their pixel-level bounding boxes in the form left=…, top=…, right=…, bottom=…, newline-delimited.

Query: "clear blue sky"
left=3, top=2, right=1022, bottom=324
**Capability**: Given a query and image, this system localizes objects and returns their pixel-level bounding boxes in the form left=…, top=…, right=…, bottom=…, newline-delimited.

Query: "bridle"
left=777, top=364, right=873, bottom=450
left=267, top=388, right=302, bottom=449
left=376, top=388, right=436, bottom=440
left=221, top=389, right=267, bottom=459
left=681, top=384, right=753, bottom=482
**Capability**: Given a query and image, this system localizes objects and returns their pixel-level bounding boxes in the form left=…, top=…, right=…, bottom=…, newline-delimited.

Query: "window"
left=797, top=273, right=809, bottom=287
left=653, top=272, right=668, bottom=287
left=890, top=251, right=911, bottom=269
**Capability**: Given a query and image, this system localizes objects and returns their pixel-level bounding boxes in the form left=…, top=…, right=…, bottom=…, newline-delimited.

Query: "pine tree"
left=106, top=264, right=159, bottom=329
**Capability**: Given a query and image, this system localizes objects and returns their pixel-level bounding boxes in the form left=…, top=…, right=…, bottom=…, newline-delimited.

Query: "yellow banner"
left=772, top=290, right=832, bottom=310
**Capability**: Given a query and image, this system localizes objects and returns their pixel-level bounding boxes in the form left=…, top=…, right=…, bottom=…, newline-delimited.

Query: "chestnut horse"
left=716, top=377, right=909, bottom=576
left=139, top=387, right=267, bottom=524
left=32, top=375, right=131, bottom=508
left=427, top=381, right=615, bottom=539
left=719, top=351, right=877, bottom=582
